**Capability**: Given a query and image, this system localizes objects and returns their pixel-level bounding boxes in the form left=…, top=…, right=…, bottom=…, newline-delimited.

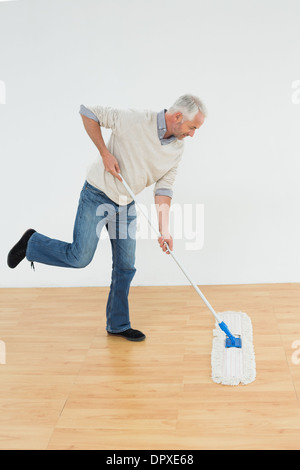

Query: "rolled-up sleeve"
left=79, top=104, right=99, bottom=122
left=155, top=188, right=173, bottom=198
left=154, top=165, right=179, bottom=199
left=79, top=104, right=121, bottom=131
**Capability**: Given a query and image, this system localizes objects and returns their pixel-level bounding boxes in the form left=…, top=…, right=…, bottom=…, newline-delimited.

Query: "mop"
left=118, top=174, right=256, bottom=386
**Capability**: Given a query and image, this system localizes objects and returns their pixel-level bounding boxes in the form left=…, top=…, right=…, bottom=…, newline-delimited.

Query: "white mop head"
left=211, top=311, right=256, bottom=386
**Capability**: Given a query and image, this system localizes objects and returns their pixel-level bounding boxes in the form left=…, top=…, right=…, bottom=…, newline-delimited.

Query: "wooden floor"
left=0, top=284, right=299, bottom=450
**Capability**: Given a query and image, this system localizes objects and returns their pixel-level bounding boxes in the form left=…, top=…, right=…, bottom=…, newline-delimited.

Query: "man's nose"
left=188, top=129, right=196, bottom=137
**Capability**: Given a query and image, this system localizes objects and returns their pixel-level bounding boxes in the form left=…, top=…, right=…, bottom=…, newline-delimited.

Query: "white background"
left=0, top=0, right=300, bottom=288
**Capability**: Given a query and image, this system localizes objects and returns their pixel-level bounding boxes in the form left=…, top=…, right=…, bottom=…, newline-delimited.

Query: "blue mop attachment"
left=219, top=321, right=242, bottom=348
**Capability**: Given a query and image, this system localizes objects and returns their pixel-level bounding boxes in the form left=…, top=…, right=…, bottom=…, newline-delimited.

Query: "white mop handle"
left=118, top=173, right=221, bottom=324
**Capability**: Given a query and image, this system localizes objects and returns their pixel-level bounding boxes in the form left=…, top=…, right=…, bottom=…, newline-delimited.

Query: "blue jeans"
left=26, top=181, right=137, bottom=333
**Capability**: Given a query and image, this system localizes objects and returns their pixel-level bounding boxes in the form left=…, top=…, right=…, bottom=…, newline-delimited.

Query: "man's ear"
left=174, top=112, right=183, bottom=123
left=175, top=111, right=183, bottom=122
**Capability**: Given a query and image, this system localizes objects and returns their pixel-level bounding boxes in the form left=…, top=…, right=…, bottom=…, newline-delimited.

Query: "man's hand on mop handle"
left=158, top=234, right=173, bottom=255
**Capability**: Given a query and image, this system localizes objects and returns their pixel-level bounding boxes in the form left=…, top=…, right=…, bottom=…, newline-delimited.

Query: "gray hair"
left=168, top=94, right=207, bottom=121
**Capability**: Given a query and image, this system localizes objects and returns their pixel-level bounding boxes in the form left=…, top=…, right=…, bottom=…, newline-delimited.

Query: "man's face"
left=173, top=111, right=205, bottom=140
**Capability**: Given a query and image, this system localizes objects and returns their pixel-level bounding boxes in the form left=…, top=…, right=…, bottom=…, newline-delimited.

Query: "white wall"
left=1, top=0, right=300, bottom=288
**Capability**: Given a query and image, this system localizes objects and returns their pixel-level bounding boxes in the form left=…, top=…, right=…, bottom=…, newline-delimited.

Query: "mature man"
left=7, top=94, right=206, bottom=341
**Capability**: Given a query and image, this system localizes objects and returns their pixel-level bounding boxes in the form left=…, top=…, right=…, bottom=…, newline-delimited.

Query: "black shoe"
left=108, top=328, right=146, bottom=342
left=7, top=229, right=36, bottom=269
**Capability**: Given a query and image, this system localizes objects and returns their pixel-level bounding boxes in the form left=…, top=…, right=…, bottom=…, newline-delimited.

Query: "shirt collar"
left=157, top=109, right=176, bottom=145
